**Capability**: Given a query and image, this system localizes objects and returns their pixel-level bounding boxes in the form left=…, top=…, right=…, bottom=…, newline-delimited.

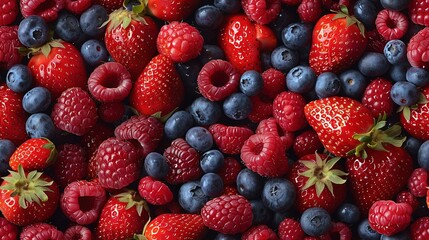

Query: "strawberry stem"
left=332, top=5, right=366, bottom=37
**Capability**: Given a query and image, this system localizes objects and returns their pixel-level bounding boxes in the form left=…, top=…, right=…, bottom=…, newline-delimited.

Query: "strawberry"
left=0, top=26, right=23, bottom=71
left=255, top=24, right=278, bottom=51
left=0, top=0, right=18, bottom=26
left=411, top=217, right=429, bottom=239
left=368, top=200, right=413, bottom=236
left=208, top=123, right=254, bottom=155
left=273, top=91, right=308, bottom=132
left=409, top=0, right=429, bottom=27
left=309, top=6, right=368, bottom=75
left=147, top=0, right=201, bottom=21
left=9, top=138, right=57, bottom=171
left=361, top=78, right=395, bottom=118
left=137, top=176, right=173, bottom=206
left=130, top=54, right=185, bottom=118
left=400, top=85, right=429, bottom=141
left=144, top=213, right=207, bottom=239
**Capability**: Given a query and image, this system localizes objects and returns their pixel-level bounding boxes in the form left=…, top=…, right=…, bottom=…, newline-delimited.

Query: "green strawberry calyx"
left=102, top=0, right=149, bottom=32
left=42, top=138, right=58, bottom=166
left=116, top=190, right=150, bottom=217
left=332, top=5, right=365, bottom=37
left=0, top=165, right=53, bottom=209
left=299, top=152, right=348, bottom=197
left=397, top=93, right=429, bottom=122
left=19, top=39, right=64, bottom=58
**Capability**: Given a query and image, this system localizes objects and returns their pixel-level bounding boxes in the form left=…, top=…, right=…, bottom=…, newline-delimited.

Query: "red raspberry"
left=327, top=222, right=352, bottom=239
left=98, top=102, right=125, bottom=123
left=0, top=26, right=23, bottom=70
left=297, top=0, right=323, bottom=23
left=64, top=225, right=92, bottom=240
left=87, top=152, right=99, bottom=180
left=261, top=68, right=286, bottom=100
left=88, top=62, right=132, bottom=103
left=224, top=185, right=239, bottom=195
left=411, top=217, right=429, bottom=239
left=51, top=87, right=98, bottom=136
left=201, top=194, right=253, bottom=234
left=114, top=115, right=164, bottom=158
left=368, top=200, right=413, bottom=236
left=95, top=138, right=141, bottom=189
left=375, top=9, right=409, bottom=40
left=293, top=129, right=323, bottom=158
left=241, top=133, right=289, bottom=177
left=157, top=21, right=204, bottom=63
left=242, top=224, right=278, bottom=240
left=407, top=27, right=429, bottom=69
left=61, top=180, right=107, bottom=225
left=218, top=157, right=242, bottom=186
left=20, top=223, right=63, bottom=240
left=65, top=0, right=91, bottom=14
left=197, top=59, right=240, bottom=101
left=367, top=29, right=389, bottom=53
left=94, top=0, right=122, bottom=12
left=0, top=0, right=18, bottom=26
left=53, top=144, right=88, bottom=188
left=242, top=0, right=282, bottom=25
left=322, top=0, right=351, bottom=11
left=208, top=123, right=254, bottom=155
left=138, top=176, right=173, bottom=205
left=80, top=121, right=114, bottom=157
left=396, top=190, right=419, bottom=211
left=361, top=78, right=394, bottom=118
left=278, top=218, right=305, bottom=240
left=281, top=0, right=302, bottom=5
left=0, top=217, right=18, bottom=240
left=163, top=138, right=202, bottom=185
left=20, top=0, right=65, bottom=22
left=273, top=91, right=308, bottom=132
left=409, top=0, right=429, bottom=27
left=256, top=117, right=295, bottom=151
left=408, top=168, right=428, bottom=197
left=248, top=95, right=273, bottom=123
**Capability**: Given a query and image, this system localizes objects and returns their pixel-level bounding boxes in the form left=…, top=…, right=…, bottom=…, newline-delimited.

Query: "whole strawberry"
left=368, top=200, right=412, bottom=236
left=144, top=213, right=208, bottom=239
left=9, top=138, right=57, bottom=171
left=400, top=85, right=429, bottom=140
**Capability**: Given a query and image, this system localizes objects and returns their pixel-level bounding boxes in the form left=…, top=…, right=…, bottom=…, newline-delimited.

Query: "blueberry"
left=336, top=203, right=361, bottom=225
left=195, top=5, right=223, bottom=29
left=271, top=46, right=300, bottom=72
left=0, top=139, right=15, bottom=176
left=164, top=110, right=194, bottom=140
left=6, top=64, right=33, bottom=93
left=281, top=22, right=312, bottom=50
left=300, top=207, right=332, bottom=237
left=178, top=181, right=209, bottom=213
left=18, top=15, right=50, bottom=48
left=262, top=178, right=296, bottom=212
left=80, top=39, right=109, bottom=67
left=250, top=199, right=274, bottom=225
left=144, top=152, right=169, bottom=180
left=55, top=11, right=84, bottom=43
left=380, top=0, right=409, bottom=11
left=404, top=137, right=422, bottom=162
left=406, top=67, right=429, bottom=87
left=200, top=173, right=224, bottom=197
left=380, top=231, right=410, bottom=240
left=213, top=0, right=241, bottom=13
left=286, top=65, right=317, bottom=94
left=358, top=219, right=381, bottom=240
left=358, top=52, right=390, bottom=78
left=315, top=72, right=341, bottom=98
left=384, top=40, right=407, bottom=65
left=185, top=126, right=213, bottom=152
left=390, top=62, right=410, bottom=82
left=353, top=0, right=378, bottom=29
left=223, top=93, right=252, bottom=120
left=199, top=45, right=225, bottom=65
left=270, top=8, right=299, bottom=40
left=22, top=87, right=51, bottom=114
left=261, top=51, right=272, bottom=70
left=26, top=113, right=55, bottom=139
left=177, top=60, right=202, bottom=100
left=390, top=81, right=419, bottom=106
left=200, top=149, right=224, bottom=173
left=79, top=5, right=108, bottom=38
left=190, top=97, right=222, bottom=126
left=339, top=69, right=367, bottom=99
left=418, top=140, right=429, bottom=171
left=239, top=70, right=263, bottom=96
left=236, top=168, right=264, bottom=200
left=214, top=233, right=240, bottom=240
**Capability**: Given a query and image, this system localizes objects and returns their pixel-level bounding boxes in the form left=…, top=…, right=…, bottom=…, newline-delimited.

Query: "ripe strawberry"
left=375, top=9, right=409, bottom=40
left=28, top=40, right=87, bottom=98
left=297, top=0, right=323, bottom=23
left=261, top=68, right=285, bottom=100
left=144, top=213, right=208, bottom=239
left=242, top=224, right=279, bottom=240
left=208, top=123, right=254, bottom=155
left=412, top=217, right=429, bottom=239
left=20, top=223, right=63, bottom=240
left=0, top=0, right=18, bottom=26
left=408, top=168, right=428, bottom=197
left=309, top=6, right=368, bottom=75
left=273, top=91, right=308, bottom=132
left=20, top=0, right=65, bottom=22
left=400, top=85, right=429, bottom=140
left=289, top=153, right=347, bottom=214
left=9, top=138, right=57, bottom=172
left=130, top=54, right=185, bottom=117
left=0, top=166, right=59, bottom=226
left=255, top=24, right=278, bottom=51
left=242, top=0, right=282, bottom=25
left=218, top=157, right=242, bottom=186
left=218, top=14, right=261, bottom=74
left=64, top=225, right=92, bottom=240
left=407, top=27, right=429, bottom=69
left=147, top=0, right=201, bottom=21
left=256, top=117, right=295, bottom=151
left=278, top=218, right=305, bottom=240
left=138, top=176, right=173, bottom=206
left=292, top=129, right=323, bottom=158
left=409, top=0, right=429, bottom=27
left=201, top=194, right=253, bottom=234
left=368, top=200, right=413, bottom=236
left=53, top=144, right=87, bottom=188
left=346, top=145, right=414, bottom=213
left=0, top=26, right=23, bottom=71
left=95, top=191, right=150, bottom=240
left=0, top=217, right=18, bottom=240
left=361, top=78, right=395, bottom=118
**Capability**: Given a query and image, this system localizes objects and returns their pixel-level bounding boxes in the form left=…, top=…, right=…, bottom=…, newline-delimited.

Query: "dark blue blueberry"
left=270, top=8, right=299, bottom=40
left=260, top=51, right=272, bottom=70
left=199, top=45, right=225, bottom=65
left=358, top=52, right=390, bottom=78
left=236, top=168, right=264, bottom=200
left=200, top=149, right=224, bottom=173
left=286, top=65, right=317, bottom=94
left=223, top=93, right=252, bottom=120
left=213, top=0, right=241, bottom=13
left=144, top=152, right=169, bottom=180
left=418, top=140, right=429, bottom=171
left=390, top=81, right=419, bottom=106
left=214, top=233, right=240, bottom=240
left=176, top=60, right=202, bottom=100
left=200, top=173, right=224, bottom=197
left=336, top=203, right=361, bottom=225
left=380, top=0, right=409, bottom=11
left=390, top=62, right=410, bottom=82
left=262, top=178, right=296, bottom=212
left=55, top=11, right=84, bottom=43
left=339, top=69, right=367, bottom=99
left=124, top=0, right=140, bottom=10
left=406, top=67, right=429, bottom=87
left=404, top=136, right=422, bottom=160
left=185, top=126, right=213, bottom=152
left=281, top=22, right=312, bottom=50
left=250, top=199, right=274, bottom=225
left=80, top=39, right=109, bottom=67
left=26, top=113, right=55, bottom=139
left=18, top=15, right=50, bottom=48
left=300, top=207, right=332, bottom=237
left=353, top=0, right=378, bottom=29
left=79, top=5, right=108, bottom=38
left=271, top=46, right=299, bottom=73
left=0, top=139, right=15, bottom=176
left=178, top=181, right=209, bottom=213
left=195, top=5, right=223, bottom=29
left=164, top=110, right=194, bottom=140
left=190, top=97, right=222, bottom=126
left=358, top=219, right=381, bottom=240
left=384, top=40, right=407, bottom=65
left=6, top=64, right=33, bottom=93
left=381, top=231, right=410, bottom=240
left=22, top=87, right=51, bottom=114
left=239, top=70, right=263, bottom=96
left=315, top=72, right=341, bottom=99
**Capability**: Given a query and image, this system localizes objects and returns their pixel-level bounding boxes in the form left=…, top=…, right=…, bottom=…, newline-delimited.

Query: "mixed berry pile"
left=1, top=0, right=429, bottom=239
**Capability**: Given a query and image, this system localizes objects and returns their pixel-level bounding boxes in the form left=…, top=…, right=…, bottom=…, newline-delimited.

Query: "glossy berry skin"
left=190, top=97, right=222, bottom=126
left=236, top=168, right=264, bottom=200
left=185, top=126, right=213, bottom=153
left=200, top=150, right=224, bottom=173
left=358, top=52, right=390, bottom=78
left=262, top=178, right=296, bottom=212
left=409, top=0, right=429, bottom=27
left=390, top=62, right=410, bottom=82
left=201, top=173, right=224, bottom=198
left=64, top=225, right=92, bottom=240
left=240, top=70, right=263, bottom=96
left=147, top=0, right=200, bottom=21
left=22, top=87, right=51, bottom=114
left=270, top=46, right=299, bottom=72
left=223, top=93, right=252, bottom=120
left=0, top=140, right=15, bottom=176
left=214, top=0, right=241, bottom=13
left=292, top=129, right=322, bottom=158
left=199, top=44, right=225, bottom=65
left=391, top=81, right=419, bottom=106
left=400, top=85, right=429, bottom=140
left=273, top=91, right=307, bottom=132
left=144, top=213, right=208, bottom=239
left=18, top=15, right=50, bottom=48
left=353, top=0, right=377, bottom=29
left=0, top=26, right=23, bottom=70
left=278, top=218, right=305, bottom=240
left=178, top=181, right=209, bottom=213
left=138, top=176, right=173, bottom=205
left=300, top=207, right=332, bottom=237
left=406, top=67, right=429, bottom=87
left=368, top=200, right=413, bottom=236
left=144, top=152, right=170, bottom=180
left=54, top=11, right=83, bottom=43
left=281, top=22, right=312, bottom=50
left=80, top=39, right=109, bottom=67
left=242, top=0, right=281, bottom=25
left=358, top=219, right=381, bottom=240
left=381, top=0, right=409, bottom=11
left=286, top=65, right=317, bottom=94
left=256, top=117, right=295, bottom=151
left=164, top=110, right=194, bottom=141
left=0, top=217, right=18, bottom=240
left=336, top=203, right=361, bottom=225
left=339, top=69, right=367, bottom=99
left=26, top=113, right=55, bottom=139
left=242, top=225, right=278, bottom=240
left=418, top=141, right=429, bottom=170
left=9, top=137, right=57, bottom=171
left=315, top=72, right=342, bottom=99
left=6, top=64, right=33, bottom=93
left=79, top=4, right=108, bottom=38
left=195, top=5, right=223, bottom=29
left=384, top=40, right=407, bottom=65
left=361, top=78, right=394, bottom=118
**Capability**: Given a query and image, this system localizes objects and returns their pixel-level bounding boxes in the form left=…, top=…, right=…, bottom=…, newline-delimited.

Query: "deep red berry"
left=208, top=124, right=254, bottom=155
left=20, top=0, right=65, bottom=22
left=256, top=117, right=295, bottom=151
left=9, top=137, right=57, bottom=171
left=20, top=223, right=63, bottom=240
left=94, top=0, right=122, bottom=12
left=98, top=102, right=126, bottom=124
left=328, top=222, right=352, bottom=240
left=361, top=78, right=395, bottom=118
left=0, top=217, right=18, bottom=240
left=411, top=217, right=429, bottom=240
left=278, top=218, right=305, bottom=240
left=65, top=0, right=91, bottom=14
left=53, top=144, right=87, bottom=188
left=0, top=0, right=18, bottom=26
left=407, top=27, right=429, bottom=69
left=297, top=0, right=323, bottom=23
left=273, top=91, right=308, bottom=132
left=138, top=176, right=173, bottom=205
left=242, top=224, right=279, bottom=240
left=64, top=225, right=92, bottom=240
left=408, top=168, right=428, bottom=197
left=81, top=121, right=114, bottom=157
left=322, top=0, right=351, bottom=11
left=409, top=0, right=429, bottom=27
left=218, top=157, right=243, bottom=186
left=396, top=190, right=419, bottom=211
left=248, top=95, right=273, bottom=123
left=242, top=0, right=282, bottom=25
left=375, top=9, right=409, bottom=40
left=366, top=29, right=389, bottom=53
left=0, top=26, right=23, bottom=71
left=292, top=129, right=323, bottom=158
left=368, top=200, right=413, bottom=236
left=261, top=68, right=286, bottom=100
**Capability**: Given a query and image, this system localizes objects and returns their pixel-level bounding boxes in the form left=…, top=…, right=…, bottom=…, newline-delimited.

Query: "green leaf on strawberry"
left=397, top=92, right=429, bottom=122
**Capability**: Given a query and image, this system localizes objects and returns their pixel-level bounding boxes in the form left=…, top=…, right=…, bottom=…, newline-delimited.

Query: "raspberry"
left=368, top=200, right=413, bottom=236
left=407, top=27, right=429, bottom=69
left=366, top=29, right=389, bottom=53
left=273, top=91, right=308, bottom=132
left=157, top=21, right=204, bottom=63
left=278, top=218, right=305, bottom=240
left=411, top=217, right=429, bottom=239
left=20, top=0, right=65, bottom=22
left=88, top=62, right=132, bottom=103
left=0, top=217, right=18, bottom=240
left=328, top=222, right=352, bottom=239
left=408, top=168, right=428, bottom=197
left=80, top=121, right=114, bottom=157
left=197, top=59, right=240, bottom=101
left=261, top=68, right=286, bottom=100
left=98, top=102, right=125, bottom=123
left=64, top=225, right=92, bottom=240
left=396, top=190, right=419, bottom=211
left=297, top=0, right=323, bottom=23
left=256, top=117, right=295, bottom=151
left=0, top=26, right=23, bottom=70
left=53, top=144, right=87, bottom=188
left=361, top=78, right=395, bottom=118
left=0, top=0, right=18, bottom=26
left=242, top=225, right=278, bottom=240
left=138, top=176, right=173, bottom=205
left=61, top=180, right=107, bottom=225
left=248, top=95, right=273, bottom=123
left=51, top=87, right=98, bottom=136
left=242, top=0, right=282, bottom=25
left=322, top=0, right=351, bottom=11
left=218, top=157, right=242, bottom=186
left=20, top=223, right=64, bottom=240
left=208, top=123, right=253, bottom=155
left=375, top=9, right=409, bottom=40
left=293, top=129, right=323, bottom=158
left=409, top=0, right=429, bottom=27
left=65, top=0, right=91, bottom=14
left=87, top=152, right=99, bottom=180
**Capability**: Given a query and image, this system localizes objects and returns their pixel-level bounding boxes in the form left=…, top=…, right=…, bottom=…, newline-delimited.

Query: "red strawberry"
left=138, top=176, right=173, bottom=206
left=0, top=26, right=23, bottom=71
left=368, top=200, right=413, bottom=236
left=408, top=168, right=428, bottom=197
left=256, top=117, right=295, bottom=151
left=273, top=91, right=308, bottom=132
left=375, top=9, right=409, bottom=40
left=64, top=225, right=92, bottom=240
left=201, top=194, right=253, bottom=234
left=130, top=54, right=185, bottom=117
left=278, top=218, right=305, bottom=240
left=407, top=27, right=429, bottom=69
left=255, top=24, right=278, bottom=51
left=53, top=144, right=87, bottom=188
left=20, top=0, right=65, bottom=22
left=412, top=217, right=429, bottom=239
left=28, top=40, right=87, bottom=98
left=0, top=217, right=18, bottom=240
left=9, top=138, right=56, bottom=172
left=148, top=0, right=201, bottom=21
left=208, top=123, right=254, bottom=155
left=242, top=224, right=279, bottom=240
left=242, top=0, right=282, bottom=25
left=292, top=129, right=323, bottom=158
left=20, top=223, right=63, bottom=240
left=0, top=166, right=59, bottom=226
left=144, top=213, right=207, bottom=239
left=0, top=0, right=18, bottom=26
left=409, top=0, right=429, bottom=27
left=309, top=6, right=367, bottom=75
left=400, top=85, right=429, bottom=140
left=218, top=157, right=243, bottom=186
left=297, top=0, right=323, bottom=23
left=361, top=78, right=395, bottom=118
